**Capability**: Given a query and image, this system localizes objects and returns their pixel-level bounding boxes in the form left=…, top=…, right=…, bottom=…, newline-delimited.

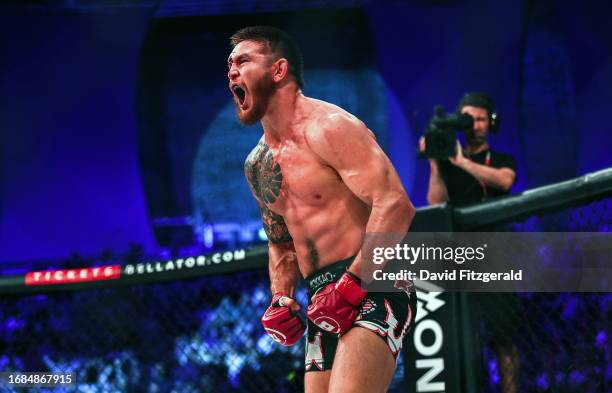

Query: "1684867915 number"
left=0, top=372, right=75, bottom=387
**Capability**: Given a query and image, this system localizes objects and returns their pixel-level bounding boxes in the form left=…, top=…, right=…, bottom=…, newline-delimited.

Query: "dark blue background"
left=1, top=0, right=610, bottom=264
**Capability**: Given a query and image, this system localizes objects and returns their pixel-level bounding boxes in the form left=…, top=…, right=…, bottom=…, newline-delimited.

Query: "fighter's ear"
left=272, top=58, right=289, bottom=83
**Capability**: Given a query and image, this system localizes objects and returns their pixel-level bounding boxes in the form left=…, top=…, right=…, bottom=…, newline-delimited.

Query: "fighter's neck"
left=466, top=142, right=490, bottom=155
left=261, top=88, right=304, bottom=142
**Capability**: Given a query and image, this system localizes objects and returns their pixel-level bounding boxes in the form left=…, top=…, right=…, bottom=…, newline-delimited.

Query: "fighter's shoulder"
left=244, top=137, right=266, bottom=169
left=303, top=100, right=368, bottom=147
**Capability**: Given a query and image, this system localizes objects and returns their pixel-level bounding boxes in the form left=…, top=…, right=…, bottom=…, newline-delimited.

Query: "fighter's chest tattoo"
left=245, top=141, right=283, bottom=205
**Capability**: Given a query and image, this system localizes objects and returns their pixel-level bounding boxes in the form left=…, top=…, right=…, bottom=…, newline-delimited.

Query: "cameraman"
left=423, top=92, right=517, bottom=206
left=421, top=93, right=521, bottom=393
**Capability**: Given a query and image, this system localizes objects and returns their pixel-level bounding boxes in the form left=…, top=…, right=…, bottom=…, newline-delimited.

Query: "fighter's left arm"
left=306, top=113, right=416, bottom=281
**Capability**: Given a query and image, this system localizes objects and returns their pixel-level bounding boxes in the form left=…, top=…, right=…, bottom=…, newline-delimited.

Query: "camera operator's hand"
left=423, top=137, right=450, bottom=205
left=419, top=136, right=439, bottom=167
left=418, top=136, right=426, bottom=152
left=449, top=140, right=469, bottom=168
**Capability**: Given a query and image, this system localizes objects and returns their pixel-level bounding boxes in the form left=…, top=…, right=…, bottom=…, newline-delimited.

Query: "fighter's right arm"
left=244, top=140, right=300, bottom=297
left=244, top=175, right=304, bottom=345
left=256, top=203, right=304, bottom=346
left=259, top=203, right=301, bottom=298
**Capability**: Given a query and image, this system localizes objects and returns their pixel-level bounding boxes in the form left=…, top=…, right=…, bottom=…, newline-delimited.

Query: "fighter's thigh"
left=328, top=327, right=396, bottom=393
left=305, top=371, right=331, bottom=393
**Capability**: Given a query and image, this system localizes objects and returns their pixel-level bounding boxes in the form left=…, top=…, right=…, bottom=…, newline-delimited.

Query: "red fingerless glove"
left=261, top=292, right=305, bottom=346
left=307, top=272, right=368, bottom=335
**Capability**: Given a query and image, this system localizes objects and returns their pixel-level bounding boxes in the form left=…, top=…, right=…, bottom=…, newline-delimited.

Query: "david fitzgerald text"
left=373, top=269, right=523, bottom=283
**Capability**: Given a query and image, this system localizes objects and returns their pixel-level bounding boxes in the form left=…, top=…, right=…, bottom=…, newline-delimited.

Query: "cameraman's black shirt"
left=438, top=149, right=517, bottom=207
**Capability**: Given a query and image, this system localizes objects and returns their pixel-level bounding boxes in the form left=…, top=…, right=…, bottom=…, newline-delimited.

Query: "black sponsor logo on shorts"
left=309, top=272, right=335, bottom=291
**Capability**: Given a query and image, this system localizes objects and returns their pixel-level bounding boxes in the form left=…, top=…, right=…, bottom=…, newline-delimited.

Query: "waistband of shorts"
left=305, top=256, right=355, bottom=294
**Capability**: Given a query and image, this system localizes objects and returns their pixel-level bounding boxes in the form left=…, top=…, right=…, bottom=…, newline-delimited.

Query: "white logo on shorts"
left=309, top=272, right=335, bottom=290
left=305, top=332, right=325, bottom=371
left=353, top=299, right=414, bottom=355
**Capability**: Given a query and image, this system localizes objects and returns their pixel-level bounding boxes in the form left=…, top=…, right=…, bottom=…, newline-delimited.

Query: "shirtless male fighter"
left=228, top=26, right=416, bottom=393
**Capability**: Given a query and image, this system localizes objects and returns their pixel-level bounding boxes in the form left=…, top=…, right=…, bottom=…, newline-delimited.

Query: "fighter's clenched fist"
left=307, top=272, right=367, bottom=335
left=261, top=292, right=305, bottom=346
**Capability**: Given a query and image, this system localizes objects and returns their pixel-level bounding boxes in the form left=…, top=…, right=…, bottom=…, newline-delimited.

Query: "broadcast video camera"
left=420, top=106, right=474, bottom=159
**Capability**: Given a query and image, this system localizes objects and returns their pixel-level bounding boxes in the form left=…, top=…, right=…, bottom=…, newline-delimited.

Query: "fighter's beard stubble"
left=235, top=75, right=276, bottom=125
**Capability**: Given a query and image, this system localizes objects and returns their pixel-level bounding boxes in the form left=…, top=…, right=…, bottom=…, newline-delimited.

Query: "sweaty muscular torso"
left=245, top=102, right=370, bottom=277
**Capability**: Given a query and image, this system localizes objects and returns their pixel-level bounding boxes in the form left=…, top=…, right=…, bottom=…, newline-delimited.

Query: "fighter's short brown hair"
left=230, top=26, right=304, bottom=89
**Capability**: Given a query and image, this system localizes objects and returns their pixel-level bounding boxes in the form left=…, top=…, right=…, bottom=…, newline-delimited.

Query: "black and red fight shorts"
left=304, top=257, right=417, bottom=372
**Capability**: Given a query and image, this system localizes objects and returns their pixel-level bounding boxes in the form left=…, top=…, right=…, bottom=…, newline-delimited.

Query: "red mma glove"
left=307, top=272, right=368, bottom=335
left=261, top=292, right=305, bottom=346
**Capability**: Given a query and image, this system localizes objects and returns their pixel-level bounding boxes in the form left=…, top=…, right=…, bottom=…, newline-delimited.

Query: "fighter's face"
left=227, top=41, right=275, bottom=125
left=461, top=105, right=489, bottom=147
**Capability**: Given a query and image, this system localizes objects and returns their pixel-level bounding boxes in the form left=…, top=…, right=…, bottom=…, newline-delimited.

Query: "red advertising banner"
left=25, top=266, right=121, bottom=285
